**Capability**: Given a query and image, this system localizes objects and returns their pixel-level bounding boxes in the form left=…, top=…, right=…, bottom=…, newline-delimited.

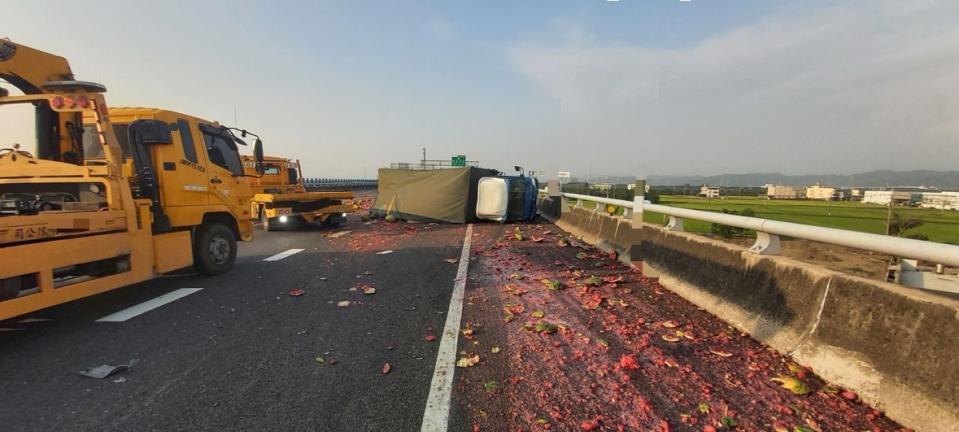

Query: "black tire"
left=259, top=206, right=275, bottom=232
left=193, top=222, right=237, bottom=275
left=321, top=213, right=345, bottom=228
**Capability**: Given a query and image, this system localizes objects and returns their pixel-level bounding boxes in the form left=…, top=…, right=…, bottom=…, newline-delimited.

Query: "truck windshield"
left=82, top=123, right=130, bottom=160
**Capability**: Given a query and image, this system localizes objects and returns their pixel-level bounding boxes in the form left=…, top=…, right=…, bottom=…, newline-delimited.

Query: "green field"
left=573, top=195, right=959, bottom=245
left=642, top=196, right=959, bottom=245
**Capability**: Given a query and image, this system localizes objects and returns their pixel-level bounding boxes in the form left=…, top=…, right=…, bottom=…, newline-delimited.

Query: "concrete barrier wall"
left=539, top=196, right=959, bottom=432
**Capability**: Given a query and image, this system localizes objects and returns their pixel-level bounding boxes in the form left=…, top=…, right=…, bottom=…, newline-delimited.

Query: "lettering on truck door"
left=162, top=117, right=210, bottom=206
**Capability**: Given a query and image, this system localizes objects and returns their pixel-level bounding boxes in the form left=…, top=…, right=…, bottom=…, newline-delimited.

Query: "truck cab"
left=242, top=155, right=356, bottom=231
left=86, top=108, right=257, bottom=243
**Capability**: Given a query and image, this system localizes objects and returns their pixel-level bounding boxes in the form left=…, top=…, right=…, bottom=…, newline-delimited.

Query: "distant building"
left=920, top=191, right=959, bottom=210
left=766, top=184, right=798, bottom=199
left=862, top=190, right=921, bottom=206
left=699, top=185, right=720, bottom=198
left=805, top=183, right=837, bottom=200
left=850, top=188, right=866, bottom=201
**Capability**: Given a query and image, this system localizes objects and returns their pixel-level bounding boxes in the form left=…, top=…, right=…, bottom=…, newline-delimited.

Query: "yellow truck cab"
left=0, top=40, right=264, bottom=320
left=89, top=107, right=259, bottom=243
left=242, top=155, right=356, bottom=231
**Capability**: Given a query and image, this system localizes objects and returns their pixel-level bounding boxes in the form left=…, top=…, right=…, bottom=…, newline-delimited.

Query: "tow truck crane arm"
left=0, top=39, right=75, bottom=94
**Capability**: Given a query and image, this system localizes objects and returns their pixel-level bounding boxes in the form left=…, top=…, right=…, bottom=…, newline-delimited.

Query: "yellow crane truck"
left=242, top=155, right=355, bottom=231
left=0, top=40, right=264, bottom=321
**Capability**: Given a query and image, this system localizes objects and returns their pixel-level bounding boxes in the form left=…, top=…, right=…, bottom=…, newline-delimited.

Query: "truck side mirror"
left=253, top=138, right=265, bottom=175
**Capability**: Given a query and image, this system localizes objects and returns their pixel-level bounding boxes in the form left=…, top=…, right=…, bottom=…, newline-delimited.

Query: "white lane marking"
left=421, top=224, right=473, bottom=432
left=263, top=248, right=305, bottom=262
left=96, top=288, right=203, bottom=322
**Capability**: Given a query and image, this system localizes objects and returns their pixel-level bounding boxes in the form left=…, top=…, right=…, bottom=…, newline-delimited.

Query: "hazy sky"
left=3, top=0, right=958, bottom=178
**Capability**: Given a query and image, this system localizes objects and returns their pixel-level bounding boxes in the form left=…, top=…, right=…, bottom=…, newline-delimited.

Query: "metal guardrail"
left=303, top=178, right=378, bottom=189
left=544, top=190, right=959, bottom=268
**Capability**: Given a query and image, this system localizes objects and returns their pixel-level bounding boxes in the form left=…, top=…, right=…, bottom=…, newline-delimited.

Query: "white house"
left=699, top=185, right=720, bottom=198
left=920, top=192, right=959, bottom=210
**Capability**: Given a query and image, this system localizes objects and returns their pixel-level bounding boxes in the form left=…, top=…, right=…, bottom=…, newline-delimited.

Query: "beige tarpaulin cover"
left=373, top=167, right=497, bottom=223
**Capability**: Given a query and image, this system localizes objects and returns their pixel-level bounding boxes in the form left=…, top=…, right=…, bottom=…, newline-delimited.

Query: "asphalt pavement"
left=0, top=217, right=471, bottom=432
left=0, top=216, right=903, bottom=432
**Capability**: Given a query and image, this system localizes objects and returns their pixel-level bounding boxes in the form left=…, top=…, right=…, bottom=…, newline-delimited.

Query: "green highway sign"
left=451, top=155, right=466, bottom=167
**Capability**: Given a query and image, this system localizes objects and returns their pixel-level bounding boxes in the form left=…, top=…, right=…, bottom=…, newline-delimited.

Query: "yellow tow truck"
left=0, top=40, right=264, bottom=321
left=242, top=155, right=356, bottom=231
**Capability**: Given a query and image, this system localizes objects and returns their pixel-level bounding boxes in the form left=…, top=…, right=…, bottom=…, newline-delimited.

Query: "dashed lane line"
left=96, top=288, right=203, bottom=322
left=263, top=248, right=305, bottom=262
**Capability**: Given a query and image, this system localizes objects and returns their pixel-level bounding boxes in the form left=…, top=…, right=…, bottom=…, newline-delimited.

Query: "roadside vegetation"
left=645, top=196, right=959, bottom=244
left=569, top=194, right=959, bottom=245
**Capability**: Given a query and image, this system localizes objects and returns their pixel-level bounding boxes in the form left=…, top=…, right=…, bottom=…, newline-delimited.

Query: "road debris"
left=376, top=250, right=394, bottom=255
left=457, top=222, right=905, bottom=431
left=78, top=360, right=136, bottom=379
left=358, top=283, right=376, bottom=295
left=382, top=362, right=392, bottom=374
left=445, top=258, right=459, bottom=264
left=336, top=300, right=351, bottom=308
left=288, top=288, right=305, bottom=297
left=327, top=230, right=351, bottom=239
left=456, top=354, right=480, bottom=368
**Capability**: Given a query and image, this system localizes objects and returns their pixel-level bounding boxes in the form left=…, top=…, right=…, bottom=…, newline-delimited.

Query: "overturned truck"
left=372, top=167, right=498, bottom=223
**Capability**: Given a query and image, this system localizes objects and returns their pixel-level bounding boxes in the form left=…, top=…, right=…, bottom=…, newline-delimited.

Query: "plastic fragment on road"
left=79, top=360, right=136, bottom=379
left=382, top=362, right=392, bottom=374
left=445, top=258, right=459, bottom=264
left=376, top=250, right=394, bottom=255
left=337, top=300, right=351, bottom=308
left=289, top=288, right=305, bottom=297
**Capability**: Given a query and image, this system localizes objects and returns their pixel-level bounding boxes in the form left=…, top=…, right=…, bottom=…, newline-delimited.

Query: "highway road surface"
left=0, top=215, right=906, bottom=432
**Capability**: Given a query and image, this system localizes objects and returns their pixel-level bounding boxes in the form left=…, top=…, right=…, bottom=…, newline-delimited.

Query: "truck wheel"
left=258, top=206, right=273, bottom=232
left=322, top=213, right=345, bottom=228
left=194, top=223, right=237, bottom=275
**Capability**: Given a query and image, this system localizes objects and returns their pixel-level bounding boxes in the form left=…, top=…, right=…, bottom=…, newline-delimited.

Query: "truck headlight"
left=279, top=215, right=289, bottom=223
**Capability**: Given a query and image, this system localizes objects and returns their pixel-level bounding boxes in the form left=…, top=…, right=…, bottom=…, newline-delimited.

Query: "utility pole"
left=885, top=188, right=895, bottom=235
left=421, top=147, right=426, bottom=170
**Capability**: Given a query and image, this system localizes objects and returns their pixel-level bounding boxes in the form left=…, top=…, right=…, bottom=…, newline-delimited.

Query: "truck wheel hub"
left=209, top=236, right=230, bottom=263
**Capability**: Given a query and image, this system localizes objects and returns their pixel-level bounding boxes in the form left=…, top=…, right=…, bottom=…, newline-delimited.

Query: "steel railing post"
left=630, top=177, right=653, bottom=278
